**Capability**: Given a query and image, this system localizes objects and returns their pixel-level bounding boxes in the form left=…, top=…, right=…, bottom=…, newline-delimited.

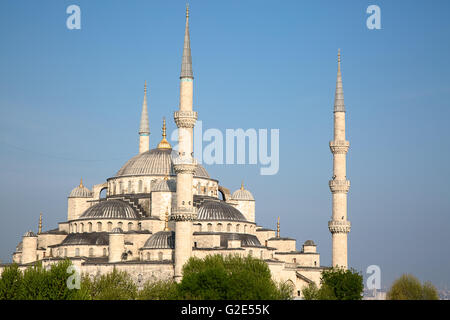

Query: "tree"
left=387, top=274, right=439, bottom=300
left=0, top=264, right=23, bottom=300
left=178, top=254, right=292, bottom=300
left=85, top=268, right=137, bottom=300
left=302, top=267, right=363, bottom=300
left=137, top=279, right=179, bottom=300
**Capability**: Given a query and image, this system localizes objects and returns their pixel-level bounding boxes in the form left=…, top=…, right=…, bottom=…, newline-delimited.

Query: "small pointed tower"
left=172, top=4, right=198, bottom=282
left=139, top=81, right=150, bottom=153
left=328, top=49, right=351, bottom=269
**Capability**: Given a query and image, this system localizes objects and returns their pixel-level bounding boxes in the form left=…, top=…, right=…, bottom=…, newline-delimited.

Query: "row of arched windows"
left=54, top=247, right=108, bottom=258
left=140, top=251, right=164, bottom=261
left=198, top=223, right=252, bottom=233
left=109, top=179, right=147, bottom=195
left=70, top=221, right=140, bottom=233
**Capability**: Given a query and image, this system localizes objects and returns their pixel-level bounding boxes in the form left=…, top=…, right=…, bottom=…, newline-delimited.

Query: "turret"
left=108, top=228, right=124, bottom=263
left=67, top=178, right=93, bottom=221
left=231, top=181, right=255, bottom=222
left=22, top=231, right=37, bottom=264
left=329, top=49, right=351, bottom=269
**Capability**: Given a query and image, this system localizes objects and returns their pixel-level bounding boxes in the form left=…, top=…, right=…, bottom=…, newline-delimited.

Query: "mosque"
left=4, top=6, right=351, bottom=298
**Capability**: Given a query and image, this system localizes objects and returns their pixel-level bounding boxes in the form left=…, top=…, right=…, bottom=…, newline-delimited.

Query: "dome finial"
left=240, top=181, right=244, bottom=190
left=79, top=177, right=83, bottom=187
left=38, top=212, right=43, bottom=234
left=164, top=208, right=170, bottom=231
left=277, top=217, right=280, bottom=238
left=157, top=117, right=172, bottom=149
left=338, top=48, right=341, bottom=63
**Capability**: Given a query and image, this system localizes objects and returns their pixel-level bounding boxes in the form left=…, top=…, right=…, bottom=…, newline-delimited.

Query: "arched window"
left=244, top=225, right=247, bottom=233
left=146, top=252, right=150, bottom=261
left=118, top=222, right=123, bottom=229
left=158, top=252, right=163, bottom=261
left=74, top=223, right=78, bottom=233
left=249, top=250, right=253, bottom=256
left=227, top=223, right=232, bottom=232
left=207, top=223, right=212, bottom=232
left=119, top=181, right=123, bottom=193
left=103, top=248, right=107, bottom=256
left=113, top=183, right=116, bottom=194
left=236, top=224, right=240, bottom=233
left=88, top=222, right=92, bottom=232
left=97, top=222, right=102, bottom=232
left=138, top=223, right=142, bottom=231
left=57, top=249, right=61, bottom=257
left=260, top=250, right=263, bottom=259
left=128, top=222, right=133, bottom=231
left=89, top=248, right=94, bottom=257
left=138, top=180, right=143, bottom=193
left=217, top=223, right=222, bottom=232
left=107, top=222, right=112, bottom=232
left=128, top=181, right=132, bottom=193
left=64, top=248, right=67, bottom=257
left=80, top=223, right=84, bottom=233
left=75, top=248, right=80, bottom=257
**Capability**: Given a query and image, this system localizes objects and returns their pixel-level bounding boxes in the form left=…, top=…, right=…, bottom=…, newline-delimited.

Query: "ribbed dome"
left=61, top=232, right=109, bottom=246
left=231, top=188, right=254, bottom=201
left=23, top=231, right=36, bottom=237
left=111, top=227, right=123, bottom=234
left=197, top=200, right=247, bottom=221
left=79, top=200, right=139, bottom=220
left=304, top=240, right=316, bottom=246
left=69, top=185, right=92, bottom=198
left=115, top=148, right=209, bottom=178
left=152, top=178, right=176, bottom=192
left=142, top=231, right=175, bottom=249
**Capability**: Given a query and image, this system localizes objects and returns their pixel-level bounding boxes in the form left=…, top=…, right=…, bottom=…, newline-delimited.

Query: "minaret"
left=139, top=81, right=150, bottom=153
left=172, top=4, right=198, bottom=282
left=38, top=212, right=42, bottom=234
left=328, top=49, right=351, bottom=269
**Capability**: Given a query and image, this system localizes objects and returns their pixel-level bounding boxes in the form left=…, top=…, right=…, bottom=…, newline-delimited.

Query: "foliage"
left=137, top=279, right=179, bottom=300
left=177, top=254, right=292, bottom=300
left=302, top=267, right=363, bottom=300
left=0, top=264, right=23, bottom=300
left=84, top=268, right=137, bottom=300
left=387, top=274, right=439, bottom=300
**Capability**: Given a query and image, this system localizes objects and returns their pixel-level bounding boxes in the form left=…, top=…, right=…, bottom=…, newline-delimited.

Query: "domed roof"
left=111, top=227, right=123, bottom=234
left=23, top=231, right=36, bottom=237
left=78, top=200, right=140, bottom=220
left=304, top=240, right=316, bottom=246
left=231, top=183, right=254, bottom=201
left=197, top=200, right=247, bottom=222
left=152, top=178, right=176, bottom=192
left=69, top=179, right=92, bottom=198
left=115, top=148, right=209, bottom=178
left=142, top=231, right=175, bottom=249
left=16, top=241, right=23, bottom=252
left=61, top=232, right=109, bottom=246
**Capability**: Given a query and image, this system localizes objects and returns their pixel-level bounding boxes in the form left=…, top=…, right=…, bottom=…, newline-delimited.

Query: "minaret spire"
left=180, top=4, right=193, bottom=79
left=329, top=49, right=351, bottom=269
left=38, top=212, right=42, bottom=234
left=139, top=81, right=150, bottom=153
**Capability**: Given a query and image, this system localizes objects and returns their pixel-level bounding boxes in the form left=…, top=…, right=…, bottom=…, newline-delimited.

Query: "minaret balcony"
left=171, top=207, right=198, bottom=221
left=328, top=220, right=351, bottom=234
left=174, top=111, right=198, bottom=128
left=329, top=179, right=350, bottom=193
left=329, top=140, right=349, bottom=154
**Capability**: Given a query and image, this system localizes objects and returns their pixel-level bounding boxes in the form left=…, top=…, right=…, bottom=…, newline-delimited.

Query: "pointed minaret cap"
left=334, top=49, right=345, bottom=112
left=180, top=4, right=193, bottom=79
left=139, top=81, right=150, bottom=135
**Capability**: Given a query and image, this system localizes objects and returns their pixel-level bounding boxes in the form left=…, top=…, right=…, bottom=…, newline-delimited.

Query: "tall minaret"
left=328, top=49, right=351, bottom=269
left=172, top=4, right=198, bottom=282
left=139, top=81, right=150, bottom=153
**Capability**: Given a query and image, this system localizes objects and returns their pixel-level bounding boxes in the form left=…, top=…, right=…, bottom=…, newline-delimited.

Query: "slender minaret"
left=172, top=4, right=198, bottom=282
left=328, top=49, right=351, bottom=269
left=38, top=212, right=42, bottom=234
left=139, top=81, right=150, bottom=153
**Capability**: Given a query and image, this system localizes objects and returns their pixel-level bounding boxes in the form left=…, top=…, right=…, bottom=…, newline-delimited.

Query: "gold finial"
left=157, top=117, right=172, bottom=149
left=240, top=181, right=244, bottom=191
left=38, top=212, right=42, bottom=234
left=276, top=217, right=280, bottom=238
left=164, top=175, right=169, bottom=181
left=144, top=80, right=147, bottom=94
left=338, top=48, right=341, bottom=63
left=164, top=208, right=170, bottom=231
left=79, top=177, right=83, bottom=187
left=186, top=3, right=189, bottom=18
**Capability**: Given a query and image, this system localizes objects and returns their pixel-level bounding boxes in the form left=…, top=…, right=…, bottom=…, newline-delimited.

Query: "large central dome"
left=115, top=148, right=209, bottom=178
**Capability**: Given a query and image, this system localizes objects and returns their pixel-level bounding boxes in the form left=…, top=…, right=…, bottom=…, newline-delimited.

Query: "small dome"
left=115, top=148, right=209, bottom=178
left=304, top=240, right=316, bottom=246
left=142, top=231, right=175, bottom=249
left=111, top=227, right=123, bottom=234
left=23, top=231, right=36, bottom=237
left=152, top=178, right=176, bottom=192
left=61, top=232, right=109, bottom=246
left=231, top=183, right=254, bottom=201
left=69, top=179, right=92, bottom=198
left=197, top=200, right=247, bottom=221
left=79, top=200, right=140, bottom=220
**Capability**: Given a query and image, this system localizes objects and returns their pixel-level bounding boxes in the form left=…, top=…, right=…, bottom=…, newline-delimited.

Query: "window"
left=118, top=222, right=123, bottom=229
left=158, top=252, right=163, bottom=261
left=89, top=248, right=94, bottom=257
left=80, top=223, right=84, bottom=233
left=314, top=261, right=317, bottom=266
left=249, top=250, right=253, bottom=256
left=236, top=224, right=240, bottom=233
left=207, top=223, right=212, bottom=232
left=128, top=181, right=132, bottom=193
left=138, top=180, right=143, bottom=193
left=88, top=222, right=92, bottom=232
left=107, top=222, right=112, bottom=232
left=138, top=223, right=142, bottom=231
left=103, top=248, right=107, bottom=256
left=97, top=222, right=102, bottom=232
left=244, top=225, right=247, bottom=233
left=198, top=224, right=202, bottom=232
left=64, top=248, right=67, bottom=257
left=217, top=223, right=222, bottom=232
left=113, top=183, right=116, bottom=194
left=75, top=248, right=80, bottom=257
left=146, top=253, right=150, bottom=261
left=74, top=223, right=78, bottom=233
left=128, top=222, right=133, bottom=231
left=227, top=224, right=232, bottom=232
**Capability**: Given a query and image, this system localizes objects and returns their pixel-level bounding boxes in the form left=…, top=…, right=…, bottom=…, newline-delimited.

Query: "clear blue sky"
left=1, top=0, right=449, bottom=289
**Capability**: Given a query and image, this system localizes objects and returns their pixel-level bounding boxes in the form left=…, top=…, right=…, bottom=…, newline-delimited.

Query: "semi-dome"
left=61, top=232, right=109, bottom=246
left=69, top=178, right=92, bottom=198
left=78, top=200, right=140, bottom=220
left=142, top=231, right=175, bottom=249
left=115, top=148, right=209, bottom=178
left=231, top=183, right=254, bottom=201
left=197, top=200, right=247, bottom=221
left=152, top=178, right=176, bottom=192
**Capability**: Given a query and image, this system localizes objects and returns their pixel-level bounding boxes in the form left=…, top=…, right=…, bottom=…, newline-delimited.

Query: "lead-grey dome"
left=304, top=240, right=316, bottom=246
left=61, top=232, right=109, bottom=246
left=142, top=231, right=175, bottom=249
left=231, top=188, right=254, bottom=201
left=197, top=200, right=247, bottom=221
left=78, top=200, right=140, bottom=220
left=69, top=185, right=92, bottom=198
left=23, top=231, right=36, bottom=237
left=115, top=148, right=209, bottom=178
